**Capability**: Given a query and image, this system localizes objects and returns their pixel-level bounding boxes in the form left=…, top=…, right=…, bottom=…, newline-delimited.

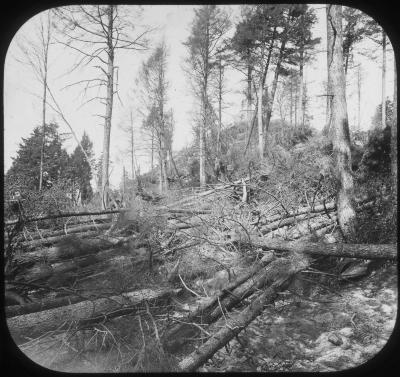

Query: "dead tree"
left=15, top=10, right=53, bottom=191
left=54, top=5, right=151, bottom=208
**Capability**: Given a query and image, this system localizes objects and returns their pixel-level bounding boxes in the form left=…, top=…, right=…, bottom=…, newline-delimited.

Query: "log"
left=162, top=265, right=263, bottom=351
left=178, top=257, right=308, bottom=371
left=15, top=235, right=133, bottom=264
left=20, top=230, right=102, bottom=249
left=5, top=209, right=128, bottom=226
left=18, top=246, right=153, bottom=283
left=260, top=211, right=323, bottom=234
left=19, top=222, right=112, bottom=242
left=163, top=254, right=310, bottom=354
left=253, top=239, right=397, bottom=260
left=7, top=287, right=178, bottom=344
left=6, top=293, right=95, bottom=318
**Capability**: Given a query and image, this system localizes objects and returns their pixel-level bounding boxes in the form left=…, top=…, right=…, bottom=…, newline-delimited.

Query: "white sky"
left=3, top=4, right=395, bottom=188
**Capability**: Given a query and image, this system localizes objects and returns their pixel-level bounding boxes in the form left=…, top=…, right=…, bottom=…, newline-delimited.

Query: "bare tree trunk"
left=357, top=65, right=361, bottom=130
left=130, top=110, right=136, bottom=181
left=101, top=5, right=115, bottom=209
left=246, top=56, right=252, bottom=142
left=290, top=79, right=293, bottom=127
left=151, top=129, right=154, bottom=171
left=323, top=12, right=333, bottom=137
left=381, top=32, right=387, bottom=128
left=392, top=58, right=397, bottom=199
left=217, top=57, right=223, bottom=157
left=297, top=47, right=304, bottom=130
left=257, top=83, right=264, bottom=158
left=38, top=14, right=51, bottom=192
left=327, top=4, right=356, bottom=238
left=265, top=39, right=287, bottom=134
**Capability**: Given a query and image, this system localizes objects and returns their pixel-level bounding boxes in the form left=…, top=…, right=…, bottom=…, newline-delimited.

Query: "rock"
left=328, top=333, right=343, bottom=346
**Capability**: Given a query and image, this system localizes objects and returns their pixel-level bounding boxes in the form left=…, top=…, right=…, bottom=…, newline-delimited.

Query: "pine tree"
left=6, top=123, right=69, bottom=192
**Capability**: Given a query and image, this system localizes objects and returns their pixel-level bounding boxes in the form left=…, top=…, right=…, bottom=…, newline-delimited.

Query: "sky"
left=3, top=4, right=395, bottom=188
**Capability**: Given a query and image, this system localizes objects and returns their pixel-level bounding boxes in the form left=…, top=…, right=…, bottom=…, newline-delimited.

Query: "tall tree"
left=184, top=5, right=231, bottom=186
left=326, top=5, right=356, bottom=238
left=139, top=42, right=171, bottom=192
left=15, top=10, right=53, bottom=191
left=391, top=59, right=397, bottom=198
left=54, top=5, right=150, bottom=208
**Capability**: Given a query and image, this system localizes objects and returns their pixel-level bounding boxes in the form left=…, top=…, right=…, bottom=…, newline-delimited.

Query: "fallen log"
left=7, top=287, right=178, bottom=344
left=178, top=257, right=309, bottom=371
left=20, top=230, right=102, bottom=249
left=163, top=254, right=310, bottom=354
left=15, top=235, right=133, bottom=264
left=253, top=239, right=397, bottom=260
left=19, top=222, right=112, bottom=242
left=162, top=264, right=263, bottom=351
left=17, top=245, right=154, bottom=283
left=260, top=211, right=324, bottom=234
left=5, top=209, right=128, bottom=226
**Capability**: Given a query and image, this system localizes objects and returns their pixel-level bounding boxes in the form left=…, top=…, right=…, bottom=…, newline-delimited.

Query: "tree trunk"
left=101, top=5, right=115, bottom=209
left=381, top=32, right=387, bottom=128
left=298, top=47, right=304, bottom=130
left=217, top=57, right=223, bottom=157
left=357, top=65, right=361, bottom=130
left=7, top=288, right=176, bottom=344
left=392, top=58, right=397, bottom=199
left=253, top=238, right=397, bottom=260
left=265, top=38, right=287, bottom=134
left=257, top=83, right=264, bottom=158
left=323, top=12, right=333, bottom=137
left=130, top=110, right=136, bottom=181
left=247, top=56, right=253, bottom=142
left=38, top=13, right=51, bottom=192
left=327, top=5, right=356, bottom=237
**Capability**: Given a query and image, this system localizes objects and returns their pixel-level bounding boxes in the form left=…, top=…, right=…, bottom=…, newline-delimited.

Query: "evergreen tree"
left=6, top=123, right=69, bottom=192
left=68, top=132, right=94, bottom=203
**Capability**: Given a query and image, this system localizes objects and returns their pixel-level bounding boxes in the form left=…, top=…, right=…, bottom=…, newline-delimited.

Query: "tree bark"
left=7, top=288, right=177, bottom=344
left=265, top=38, right=287, bottom=135
left=381, top=32, right=387, bottom=128
left=253, top=238, right=397, bottom=260
left=326, top=5, right=356, bottom=237
left=257, top=83, right=264, bottom=158
left=101, top=5, right=115, bottom=209
left=392, top=57, right=397, bottom=199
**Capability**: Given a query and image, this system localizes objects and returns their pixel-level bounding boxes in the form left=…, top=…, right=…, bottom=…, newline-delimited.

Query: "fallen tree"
left=252, top=239, right=397, bottom=260
left=7, top=287, right=179, bottom=344
left=178, top=256, right=309, bottom=371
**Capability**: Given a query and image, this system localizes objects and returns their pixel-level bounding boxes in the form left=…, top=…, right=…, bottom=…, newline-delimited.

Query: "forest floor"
left=7, top=165, right=398, bottom=372
left=198, top=264, right=397, bottom=372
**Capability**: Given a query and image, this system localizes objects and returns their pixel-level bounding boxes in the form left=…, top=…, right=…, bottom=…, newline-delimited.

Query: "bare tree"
left=54, top=5, right=151, bottom=208
left=15, top=10, right=53, bottom=191
left=326, top=4, right=356, bottom=238
left=392, top=59, right=397, bottom=200
left=139, top=41, right=171, bottom=192
left=184, top=5, right=231, bottom=186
